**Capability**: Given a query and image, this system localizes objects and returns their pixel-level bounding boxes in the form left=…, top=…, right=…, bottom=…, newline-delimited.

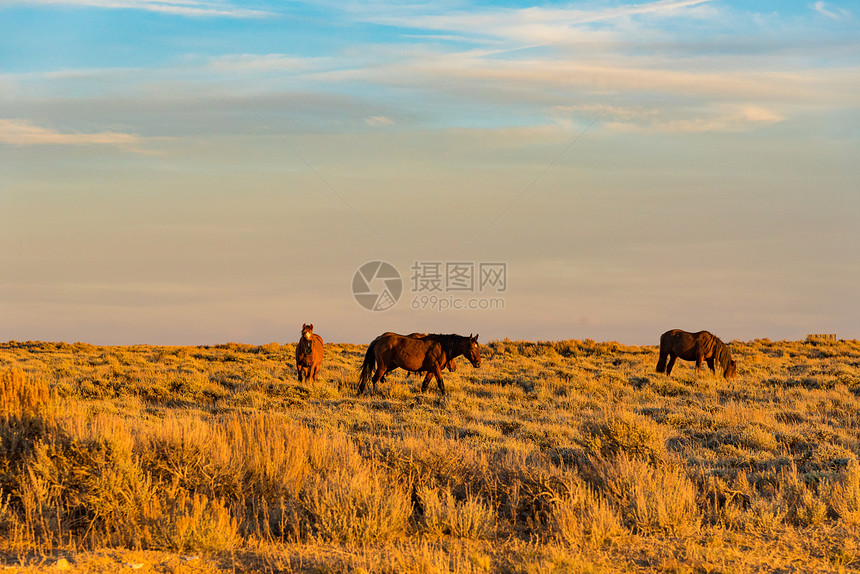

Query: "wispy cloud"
left=207, top=54, right=327, bottom=73
left=365, top=116, right=394, bottom=127
left=0, top=0, right=270, bottom=17
left=4, top=0, right=856, bottom=143
left=813, top=2, right=852, bottom=20
left=0, top=118, right=146, bottom=150
left=604, top=104, right=785, bottom=133
left=349, top=0, right=713, bottom=45
left=375, top=51, right=851, bottom=106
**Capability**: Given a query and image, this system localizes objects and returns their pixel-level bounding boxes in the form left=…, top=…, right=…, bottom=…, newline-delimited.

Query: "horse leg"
left=656, top=349, right=668, bottom=373
left=372, top=366, right=387, bottom=393
left=434, top=366, right=445, bottom=395
left=297, top=364, right=304, bottom=383
left=706, top=357, right=715, bottom=375
left=380, top=366, right=398, bottom=385
left=695, top=353, right=704, bottom=373
left=311, top=364, right=319, bottom=382
left=666, top=354, right=677, bottom=376
left=420, top=372, right=433, bottom=393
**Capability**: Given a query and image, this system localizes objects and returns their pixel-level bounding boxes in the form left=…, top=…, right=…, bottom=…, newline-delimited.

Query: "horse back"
left=661, top=329, right=693, bottom=350
left=661, top=329, right=715, bottom=359
left=375, top=333, right=444, bottom=371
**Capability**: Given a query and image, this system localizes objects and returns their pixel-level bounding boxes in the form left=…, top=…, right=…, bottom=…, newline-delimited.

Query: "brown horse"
left=378, top=332, right=457, bottom=380
left=295, top=323, right=324, bottom=382
left=358, top=333, right=481, bottom=395
left=656, top=329, right=736, bottom=378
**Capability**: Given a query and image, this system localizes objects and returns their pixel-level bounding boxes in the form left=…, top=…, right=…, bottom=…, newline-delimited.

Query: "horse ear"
left=302, top=323, right=307, bottom=329
left=309, top=323, right=313, bottom=330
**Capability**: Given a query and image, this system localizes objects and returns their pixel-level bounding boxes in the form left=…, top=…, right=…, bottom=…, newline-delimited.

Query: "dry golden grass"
left=1, top=337, right=859, bottom=572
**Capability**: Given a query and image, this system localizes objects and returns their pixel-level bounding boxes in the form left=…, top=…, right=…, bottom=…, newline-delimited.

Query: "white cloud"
left=4, top=0, right=856, bottom=143
left=0, top=0, right=270, bottom=17
left=348, top=0, right=713, bottom=45
left=813, top=2, right=851, bottom=20
left=0, top=118, right=144, bottom=149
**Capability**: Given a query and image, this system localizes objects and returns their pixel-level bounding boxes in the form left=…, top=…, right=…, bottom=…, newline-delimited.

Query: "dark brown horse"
left=656, top=329, right=736, bottom=378
left=378, top=332, right=457, bottom=380
left=358, top=333, right=481, bottom=395
left=295, top=323, right=324, bottom=382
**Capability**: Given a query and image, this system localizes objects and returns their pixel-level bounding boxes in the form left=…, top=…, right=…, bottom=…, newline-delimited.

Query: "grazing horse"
left=359, top=333, right=481, bottom=395
left=656, top=329, right=736, bottom=379
left=295, top=323, right=324, bottom=382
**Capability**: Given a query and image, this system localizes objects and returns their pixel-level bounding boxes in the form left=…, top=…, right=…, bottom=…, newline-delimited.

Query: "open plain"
left=1, top=337, right=859, bottom=573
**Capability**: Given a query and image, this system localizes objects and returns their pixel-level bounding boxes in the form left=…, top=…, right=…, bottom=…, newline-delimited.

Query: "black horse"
left=656, top=329, right=736, bottom=378
left=358, top=333, right=480, bottom=395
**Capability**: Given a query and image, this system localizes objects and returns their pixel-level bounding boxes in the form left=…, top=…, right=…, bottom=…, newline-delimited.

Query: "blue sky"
left=1, top=0, right=859, bottom=345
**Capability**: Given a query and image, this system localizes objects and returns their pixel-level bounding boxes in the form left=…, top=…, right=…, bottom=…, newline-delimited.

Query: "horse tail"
left=358, top=340, right=376, bottom=388
left=655, top=331, right=670, bottom=373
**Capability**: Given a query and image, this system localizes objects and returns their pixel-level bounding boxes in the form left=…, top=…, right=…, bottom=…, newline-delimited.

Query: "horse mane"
left=427, top=333, right=461, bottom=340
left=421, top=333, right=455, bottom=355
left=709, top=334, right=732, bottom=374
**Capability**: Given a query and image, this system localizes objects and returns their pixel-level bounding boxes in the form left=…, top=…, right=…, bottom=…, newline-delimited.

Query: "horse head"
left=465, top=334, right=481, bottom=368
left=725, top=359, right=737, bottom=379
left=302, top=323, right=314, bottom=340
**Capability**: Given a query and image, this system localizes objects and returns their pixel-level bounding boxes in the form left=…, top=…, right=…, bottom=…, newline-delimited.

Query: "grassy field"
left=1, top=336, right=859, bottom=573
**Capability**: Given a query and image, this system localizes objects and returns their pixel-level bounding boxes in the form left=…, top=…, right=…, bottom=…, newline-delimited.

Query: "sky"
left=1, top=0, right=858, bottom=346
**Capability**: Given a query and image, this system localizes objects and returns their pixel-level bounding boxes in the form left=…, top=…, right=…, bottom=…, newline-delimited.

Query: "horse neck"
left=300, top=338, right=313, bottom=354
left=442, top=336, right=467, bottom=359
